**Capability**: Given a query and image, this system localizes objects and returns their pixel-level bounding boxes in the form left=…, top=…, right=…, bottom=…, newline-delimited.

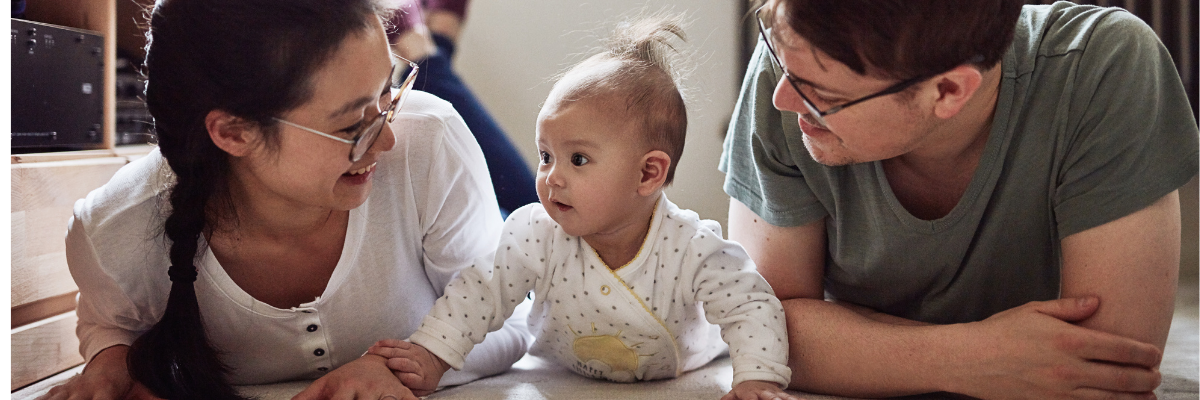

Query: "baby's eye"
left=539, top=151, right=551, bottom=165
left=571, top=153, right=589, bottom=166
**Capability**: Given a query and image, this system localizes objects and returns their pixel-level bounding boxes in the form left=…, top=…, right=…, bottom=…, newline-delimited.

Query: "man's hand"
left=292, top=353, right=417, bottom=400
left=366, top=339, right=451, bottom=397
left=947, top=296, right=1162, bottom=399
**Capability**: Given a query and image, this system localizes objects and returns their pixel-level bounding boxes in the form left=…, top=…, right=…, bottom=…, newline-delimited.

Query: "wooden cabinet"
left=10, top=0, right=154, bottom=391
left=10, top=147, right=152, bottom=390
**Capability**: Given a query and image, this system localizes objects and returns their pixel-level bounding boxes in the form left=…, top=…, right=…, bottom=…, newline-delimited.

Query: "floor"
left=14, top=284, right=1198, bottom=399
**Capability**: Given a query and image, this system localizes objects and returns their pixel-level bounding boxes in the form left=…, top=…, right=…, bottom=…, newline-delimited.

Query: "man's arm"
left=1060, top=190, right=1180, bottom=349
left=728, top=198, right=1164, bottom=398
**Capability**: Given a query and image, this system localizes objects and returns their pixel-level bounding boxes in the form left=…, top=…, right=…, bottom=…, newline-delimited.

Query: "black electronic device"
left=11, top=18, right=105, bottom=150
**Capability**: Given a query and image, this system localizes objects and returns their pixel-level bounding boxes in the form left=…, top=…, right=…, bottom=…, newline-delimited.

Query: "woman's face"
left=235, top=16, right=397, bottom=214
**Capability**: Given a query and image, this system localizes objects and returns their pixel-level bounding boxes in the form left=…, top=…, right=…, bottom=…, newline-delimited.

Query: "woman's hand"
left=366, top=339, right=451, bottom=397
left=292, top=354, right=418, bottom=400
left=946, top=297, right=1162, bottom=399
left=722, top=380, right=801, bottom=400
left=37, top=345, right=164, bottom=400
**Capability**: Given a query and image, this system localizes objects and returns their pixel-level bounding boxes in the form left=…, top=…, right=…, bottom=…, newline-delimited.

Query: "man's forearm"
left=831, top=300, right=933, bottom=327
left=782, top=298, right=957, bottom=397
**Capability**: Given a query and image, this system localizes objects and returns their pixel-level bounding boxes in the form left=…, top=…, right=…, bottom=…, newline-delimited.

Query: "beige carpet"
left=15, top=286, right=1198, bottom=400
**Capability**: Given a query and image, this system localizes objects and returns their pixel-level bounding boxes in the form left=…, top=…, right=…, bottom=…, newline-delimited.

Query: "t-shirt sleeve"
left=1054, top=10, right=1200, bottom=238
left=719, top=39, right=827, bottom=227
left=417, top=109, right=506, bottom=295
left=67, top=204, right=155, bottom=363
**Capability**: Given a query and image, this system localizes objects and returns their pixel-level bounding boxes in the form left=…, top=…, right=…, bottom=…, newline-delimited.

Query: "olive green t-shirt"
left=719, top=2, right=1199, bottom=323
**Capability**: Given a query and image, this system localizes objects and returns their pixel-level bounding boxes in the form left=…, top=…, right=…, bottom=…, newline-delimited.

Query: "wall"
left=453, top=1, right=1199, bottom=281
left=453, top=0, right=741, bottom=230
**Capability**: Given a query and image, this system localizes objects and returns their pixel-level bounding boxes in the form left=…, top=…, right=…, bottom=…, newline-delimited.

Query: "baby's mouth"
left=553, top=200, right=573, bottom=212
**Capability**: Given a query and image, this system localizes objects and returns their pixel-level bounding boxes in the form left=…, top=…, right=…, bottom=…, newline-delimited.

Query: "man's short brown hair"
left=773, top=0, right=1025, bottom=79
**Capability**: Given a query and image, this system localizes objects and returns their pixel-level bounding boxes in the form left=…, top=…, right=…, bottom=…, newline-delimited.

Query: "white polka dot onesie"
left=409, top=193, right=792, bottom=388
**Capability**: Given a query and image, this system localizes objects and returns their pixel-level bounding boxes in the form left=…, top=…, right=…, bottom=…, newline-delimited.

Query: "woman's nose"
left=372, top=121, right=398, bottom=154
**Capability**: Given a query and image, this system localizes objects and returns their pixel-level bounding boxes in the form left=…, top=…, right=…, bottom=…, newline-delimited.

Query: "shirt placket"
left=292, top=305, right=333, bottom=374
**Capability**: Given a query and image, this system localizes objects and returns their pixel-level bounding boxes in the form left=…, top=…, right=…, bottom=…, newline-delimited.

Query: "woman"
left=43, top=0, right=529, bottom=398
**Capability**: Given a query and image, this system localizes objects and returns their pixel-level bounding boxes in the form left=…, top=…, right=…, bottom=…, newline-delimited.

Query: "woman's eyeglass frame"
left=755, top=5, right=980, bottom=130
left=273, top=56, right=420, bottom=162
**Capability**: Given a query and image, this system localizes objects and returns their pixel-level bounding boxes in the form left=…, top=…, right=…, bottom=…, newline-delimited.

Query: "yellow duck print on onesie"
left=570, top=323, right=658, bottom=381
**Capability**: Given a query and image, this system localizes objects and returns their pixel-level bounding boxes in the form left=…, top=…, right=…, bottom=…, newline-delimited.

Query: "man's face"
left=766, top=4, right=940, bottom=166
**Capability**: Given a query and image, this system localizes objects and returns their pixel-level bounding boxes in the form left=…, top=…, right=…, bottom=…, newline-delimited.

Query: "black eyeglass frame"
left=755, top=6, right=981, bottom=130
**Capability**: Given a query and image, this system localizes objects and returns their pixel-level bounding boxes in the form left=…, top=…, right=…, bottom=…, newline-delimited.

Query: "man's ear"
left=931, top=65, right=984, bottom=120
left=205, top=109, right=260, bottom=157
left=638, top=150, right=671, bottom=197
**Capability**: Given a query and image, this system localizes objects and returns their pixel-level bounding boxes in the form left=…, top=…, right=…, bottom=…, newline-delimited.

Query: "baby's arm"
left=689, top=235, right=792, bottom=389
left=725, top=380, right=801, bottom=400
left=374, top=208, right=549, bottom=392
left=367, top=340, right=451, bottom=397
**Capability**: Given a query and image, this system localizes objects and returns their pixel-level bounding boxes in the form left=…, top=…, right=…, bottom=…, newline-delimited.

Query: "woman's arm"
left=38, top=345, right=163, bottom=400
left=728, top=198, right=1163, bottom=399
left=292, top=354, right=417, bottom=400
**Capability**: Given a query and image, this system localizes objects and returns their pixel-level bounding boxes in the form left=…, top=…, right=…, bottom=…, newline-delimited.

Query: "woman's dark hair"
left=774, top=0, right=1024, bottom=80
left=128, top=0, right=384, bottom=398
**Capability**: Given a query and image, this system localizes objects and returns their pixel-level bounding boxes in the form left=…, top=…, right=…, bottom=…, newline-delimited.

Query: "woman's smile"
left=340, top=162, right=377, bottom=185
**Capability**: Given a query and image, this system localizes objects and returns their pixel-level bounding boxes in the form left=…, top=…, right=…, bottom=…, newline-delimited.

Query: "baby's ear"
left=638, top=150, right=671, bottom=196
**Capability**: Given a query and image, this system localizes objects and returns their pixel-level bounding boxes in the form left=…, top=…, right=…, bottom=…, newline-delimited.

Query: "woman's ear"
left=205, top=109, right=260, bottom=157
left=638, top=150, right=672, bottom=197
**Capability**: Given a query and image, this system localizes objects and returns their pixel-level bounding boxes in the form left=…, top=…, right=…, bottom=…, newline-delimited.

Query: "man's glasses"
left=274, top=56, right=420, bottom=162
left=755, top=6, right=977, bottom=131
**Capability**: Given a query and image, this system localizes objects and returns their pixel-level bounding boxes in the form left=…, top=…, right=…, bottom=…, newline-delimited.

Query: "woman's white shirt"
left=66, top=91, right=529, bottom=385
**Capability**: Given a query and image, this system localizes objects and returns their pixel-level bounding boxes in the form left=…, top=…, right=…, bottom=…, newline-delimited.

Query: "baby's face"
left=534, top=98, right=648, bottom=238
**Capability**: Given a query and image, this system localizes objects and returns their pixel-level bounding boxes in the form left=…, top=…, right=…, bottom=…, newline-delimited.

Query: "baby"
left=369, top=15, right=795, bottom=400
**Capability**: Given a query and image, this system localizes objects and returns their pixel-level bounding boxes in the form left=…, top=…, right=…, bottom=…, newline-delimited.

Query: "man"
left=720, top=0, right=1199, bottom=398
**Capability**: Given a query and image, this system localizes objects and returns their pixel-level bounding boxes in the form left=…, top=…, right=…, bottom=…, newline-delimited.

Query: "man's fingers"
left=1071, top=387, right=1157, bottom=400
left=1033, top=297, right=1100, bottom=322
left=1070, top=332, right=1162, bottom=368
left=1077, top=361, right=1162, bottom=393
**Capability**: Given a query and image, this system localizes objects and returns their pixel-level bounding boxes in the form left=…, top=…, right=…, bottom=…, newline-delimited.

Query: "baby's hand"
left=722, top=380, right=803, bottom=400
left=366, top=339, right=452, bottom=397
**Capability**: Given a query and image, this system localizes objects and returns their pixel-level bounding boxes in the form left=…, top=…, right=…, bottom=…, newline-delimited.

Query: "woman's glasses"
left=274, top=56, right=420, bottom=162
